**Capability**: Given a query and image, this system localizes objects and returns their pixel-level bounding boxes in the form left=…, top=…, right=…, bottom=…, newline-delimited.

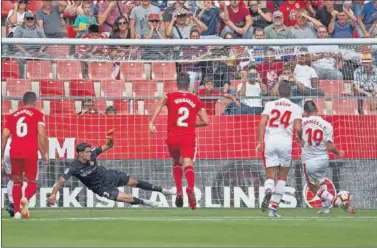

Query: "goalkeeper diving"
left=47, top=129, right=174, bottom=207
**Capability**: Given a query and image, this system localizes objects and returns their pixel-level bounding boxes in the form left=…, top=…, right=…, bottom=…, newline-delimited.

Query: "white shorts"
left=303, top=156, right=329, bottom=185
left=3, top=141, right=11, bottom=175
left=264, top=139, right=292, bottom=168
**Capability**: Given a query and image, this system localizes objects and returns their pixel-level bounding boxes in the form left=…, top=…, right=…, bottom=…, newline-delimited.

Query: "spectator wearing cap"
left=194, top=1, right=227, bottom=38
left=329, top=9, right=356, bottom=38
left=163, top=0, right=189, bottom=29
left=308, top=26, right=343, bottom=80
left=14, top=12, right=47, bottom=78
left=292, top=47, right=325, bottom=97
left=278, top=0, right=307, bottom=27
left=98, top=1, right=129, bottom=34
left=357, top=0, right=377, bottom=38
left=166, top=8, right=207, bottom=39
left=129, top=0, right=161, bottom=39
left=291, top=9, right=323, bottom=39
left=197, top=77, right=240, bottom=115
left=264, top=11, right=293, bottom=39
left=73, top=1, right=98, bottom=38
left=144, top=13, right=165, bottom=39
left=353, top=53, right=377, bottom=114
left=7, top=0, right=32, bottom=37
left=36, top=1, right=68, bottom=38
left=220, top=0, right=254, bottom=39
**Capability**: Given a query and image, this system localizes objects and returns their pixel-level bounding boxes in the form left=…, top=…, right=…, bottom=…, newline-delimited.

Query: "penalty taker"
left=48, top=129, right=174, bottom=208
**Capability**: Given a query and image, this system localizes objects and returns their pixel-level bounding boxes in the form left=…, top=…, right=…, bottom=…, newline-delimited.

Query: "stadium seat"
left=132, top=80, right=158, bottom=97
left=88, top=62, right=116, bottom=80
left=26, top=61, right=53, bottom=80
left=100, top=80, right=126, bottom=97
left=332, top=99, right=358, bottom=115
left=151, top=62, right=177, bottom=81
left=111, top=99, right=130, bottom=114
left=40, top=80, right=67, bottom=96
left=320, top=80, right=344, bottom=96
left=44, top=100, right=75, bottom=115
left=2, top=60, right=20, bottom=79
left=2, top=1, right=13, bottom=18
left=2, top=100, right=13, bottom=114
left=18, top=100, right=43, bottom=111
left=28, top=1, right=44, bottom=13
left=312, top=98, right=327, bottom=115
left=45, top=45, right=70, bottom=59
left=163, top=80, right=178, bottom=93
left=5, top=79, right=32, bottom=97
left=56, top=60, right=83, bottom=80
left=69, top=80, right=96, bottom=97
left=120, top=62, right=146, bottom=81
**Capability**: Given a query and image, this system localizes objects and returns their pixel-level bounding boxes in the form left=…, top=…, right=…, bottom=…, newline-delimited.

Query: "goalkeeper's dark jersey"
left=62, top=146, right=109, bottom=193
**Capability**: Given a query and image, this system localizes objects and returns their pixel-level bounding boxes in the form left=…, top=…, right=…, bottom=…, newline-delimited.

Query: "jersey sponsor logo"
left=302, top=177, right=336, bottom=208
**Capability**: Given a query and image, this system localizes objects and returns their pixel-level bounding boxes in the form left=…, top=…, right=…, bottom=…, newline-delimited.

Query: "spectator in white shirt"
left=7, top=0, right=32, bottom=37
left=309, top=26, right=343, bottom=80
left=129, top=0, right=161, bottom=39
left=293, top=47, right=325, bottom=97
left=226, top=65, right=267, bottom=115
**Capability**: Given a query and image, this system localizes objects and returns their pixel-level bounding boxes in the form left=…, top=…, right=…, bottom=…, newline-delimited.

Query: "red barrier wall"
left=26, top=115, right=376, bottom=160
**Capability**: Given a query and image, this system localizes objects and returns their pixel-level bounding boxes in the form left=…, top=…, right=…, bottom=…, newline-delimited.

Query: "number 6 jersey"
left=165, top=92, right=204, bottom=137
left=5, top=107, right=45, bottom=158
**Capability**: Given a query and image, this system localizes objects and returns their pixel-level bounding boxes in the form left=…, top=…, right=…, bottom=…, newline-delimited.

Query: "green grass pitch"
left=2, top=208, right=377, bottom=247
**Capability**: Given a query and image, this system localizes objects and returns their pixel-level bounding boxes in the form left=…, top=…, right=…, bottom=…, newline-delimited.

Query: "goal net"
left=1, top=38, right=377, bottom=209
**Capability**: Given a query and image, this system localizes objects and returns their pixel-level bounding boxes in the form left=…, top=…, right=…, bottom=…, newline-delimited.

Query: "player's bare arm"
left=47, top=177, right=66, bottom=205
left=257, top=114, right=269, bottom=152
left=101, top=129, right=115, bottom=152
left=294, top=119, right=303, bottom=145
left=149, top=96, right=168, bottom=134
left=327, top=142, right=344, bottom=158
left=1, top=128, right=11, bottom=162
left=37, top=123, right=49, bottom=164
left=196, top=108, right=209, bottom=127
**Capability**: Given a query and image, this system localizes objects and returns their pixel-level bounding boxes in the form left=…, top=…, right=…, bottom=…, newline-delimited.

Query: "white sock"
left=317, top=189, right=335, bottom=206
left=264, top=178, right=275, bottom=193
left=7, top=180, right=13, bottom=203
left=269, top=180, right=286, bottom=210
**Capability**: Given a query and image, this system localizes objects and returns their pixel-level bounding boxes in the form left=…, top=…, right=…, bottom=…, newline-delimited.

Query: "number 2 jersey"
left=165, top=92, right=204, bottom=137
left=5, top=107, right=45, bottom=158
left=262, top=98, right=303, bottom=142
left=302, top=115, right=333, bottom=161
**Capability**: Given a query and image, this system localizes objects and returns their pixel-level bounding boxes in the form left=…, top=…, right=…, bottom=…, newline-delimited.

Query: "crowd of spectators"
left=2, top=0, right=377, bottom=115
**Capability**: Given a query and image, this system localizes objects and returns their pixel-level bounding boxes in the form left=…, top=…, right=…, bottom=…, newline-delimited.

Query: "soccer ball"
left=336, top=191, right=351, bottom=205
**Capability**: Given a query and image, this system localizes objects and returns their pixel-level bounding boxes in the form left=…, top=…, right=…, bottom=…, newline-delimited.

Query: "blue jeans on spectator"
left=220, top=26, right=254, bottom=39
left=223, top=102, right=263, bottom=115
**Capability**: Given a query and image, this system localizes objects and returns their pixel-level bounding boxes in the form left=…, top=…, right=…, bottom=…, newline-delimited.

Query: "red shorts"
left=10, top=157, right=38, bottom=180
left=166, top=135, right=197, bottom=161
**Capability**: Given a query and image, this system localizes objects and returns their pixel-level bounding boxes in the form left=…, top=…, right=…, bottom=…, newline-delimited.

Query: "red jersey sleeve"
left=35, top=110, right=45, bottom=126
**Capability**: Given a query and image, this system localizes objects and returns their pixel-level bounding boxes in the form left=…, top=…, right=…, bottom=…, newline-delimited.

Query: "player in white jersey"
left=3, top=138, right=14, bottom=217
left=301, top=100, right=355, bottom=215
left=256, top=82, right=303, bottom=217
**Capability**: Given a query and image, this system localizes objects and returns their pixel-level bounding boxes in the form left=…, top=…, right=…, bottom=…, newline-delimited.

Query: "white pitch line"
left=2, top=216, right=377, bottom=222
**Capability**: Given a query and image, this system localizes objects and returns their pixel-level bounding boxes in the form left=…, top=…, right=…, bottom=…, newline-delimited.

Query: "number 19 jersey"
left=5, top=107, right=45, bottom=158
left=166, top=91, right=204, bottom=137
left=262, top=98, right=302, bottom=168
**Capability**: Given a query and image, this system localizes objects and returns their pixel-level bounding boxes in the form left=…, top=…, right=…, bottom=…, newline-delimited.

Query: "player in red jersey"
left=1, top=92, right=48, bottom=219
left=149, top=72, right=209, bottom=210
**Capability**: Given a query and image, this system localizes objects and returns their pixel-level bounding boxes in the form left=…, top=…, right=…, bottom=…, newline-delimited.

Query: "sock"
left=130, top=197, right=144, bottom=205
left=12, top=181, right=22, bottom=213
left=269, top=179, right=286, bottom=210
left=7, top=180, right=14, bottom=203
left=173, top=163, right=183, bottom=193
left=136, top=180, right=162, bottom=192
left=184, top=165, right=195, bottom=190
left=317, top=189, right=335, bottom=206
left=24, top=182, right=37, bottom=201
left=264, top=178, right=275, bottom=193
